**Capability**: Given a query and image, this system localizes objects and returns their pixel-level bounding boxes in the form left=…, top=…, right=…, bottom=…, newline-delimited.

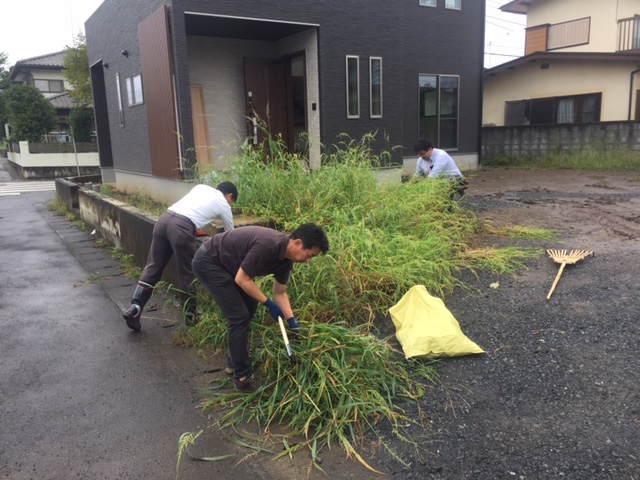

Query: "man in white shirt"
left=414, top=139, right=467, bottom=197
left=123, top=182, right=237, bottom=331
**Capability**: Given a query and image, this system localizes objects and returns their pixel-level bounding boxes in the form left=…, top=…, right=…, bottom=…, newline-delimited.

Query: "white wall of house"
left=187, top=28, right=320, bottom=171
left=525, top=0, right=637, bottom=53
left=483, top=60, right=635, bottom=126
left=14, top=68, right=70, bottom=99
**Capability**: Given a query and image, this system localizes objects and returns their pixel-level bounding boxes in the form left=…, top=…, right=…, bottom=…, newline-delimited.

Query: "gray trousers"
left=192, top=247, right=258, bottom=379
left=140, top=211, right=196, bottom=293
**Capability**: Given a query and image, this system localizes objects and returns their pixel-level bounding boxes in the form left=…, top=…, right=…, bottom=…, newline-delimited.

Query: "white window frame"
left=346, top=55, right=360, bottom=119
left=369, top=57, right=382, bottom=119
left=34, top=79, right=64, bottom=93
left=420, top=0, right=436, bottom=6
left=445, top=0, right=461, bottom=10
left=126, top=74, right=144, bottom=106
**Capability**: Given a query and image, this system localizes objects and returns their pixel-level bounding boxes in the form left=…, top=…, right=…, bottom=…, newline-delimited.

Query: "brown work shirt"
left=202, top=226, right=293, bottom=284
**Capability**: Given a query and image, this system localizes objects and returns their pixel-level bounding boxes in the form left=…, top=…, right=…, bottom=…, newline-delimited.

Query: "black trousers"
left=139, top=212, right=196, bottom=293
left=192, top=247, right=258, bottom=379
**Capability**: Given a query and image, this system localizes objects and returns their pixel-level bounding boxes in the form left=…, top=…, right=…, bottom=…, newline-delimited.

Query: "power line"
left=486, top=15, right=527, bottom=27
left=484, top=52, right=522, bottom=58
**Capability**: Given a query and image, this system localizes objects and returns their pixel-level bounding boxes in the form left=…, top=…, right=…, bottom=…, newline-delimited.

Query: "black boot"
left=123, top=281, right=153, bottom=331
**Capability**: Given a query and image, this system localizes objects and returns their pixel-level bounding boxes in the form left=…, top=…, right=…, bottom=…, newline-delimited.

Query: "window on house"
left=420, top=0, right=436, bottom=6
left=126, top=74, right=144, bottom=106
left=548, top=17, right=590, bottom=50
left=346, top=56, right=360, bottom=118
left=33, top=79, right=64, bottom=93
left=115, top=73, right=125, bottom=127
left=445, top=0, right=461, bottom=10
left=370, top=57, right=382, bottom=118
left=505, top=93, right=601, bottom=126
left=419, top=74, right=459, bottom=150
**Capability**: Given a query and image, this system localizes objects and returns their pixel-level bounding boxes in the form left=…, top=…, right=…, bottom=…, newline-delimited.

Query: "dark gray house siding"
left=86, top=0, right=484, bottom=190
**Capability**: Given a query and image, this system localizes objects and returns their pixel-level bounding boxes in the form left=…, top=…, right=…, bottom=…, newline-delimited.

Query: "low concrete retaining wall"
left=55, top=178, right=267, bottom=287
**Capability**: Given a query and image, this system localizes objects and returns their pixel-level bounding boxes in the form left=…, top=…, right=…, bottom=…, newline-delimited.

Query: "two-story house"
left=483, top=0, right=640, bottom=127
left=85, top=0, right=486, bottom=201
left=10, top=51, right=73, bottom=132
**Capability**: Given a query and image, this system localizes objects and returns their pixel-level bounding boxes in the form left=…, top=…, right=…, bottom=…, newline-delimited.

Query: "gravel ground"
left=365, top=169, right=640, bottom=480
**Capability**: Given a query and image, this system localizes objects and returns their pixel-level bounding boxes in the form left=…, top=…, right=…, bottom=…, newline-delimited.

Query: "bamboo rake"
left=546, top=249, right=593, bottom=300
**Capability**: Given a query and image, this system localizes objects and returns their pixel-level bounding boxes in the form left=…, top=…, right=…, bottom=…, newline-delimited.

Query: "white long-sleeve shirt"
left=168, top=184, right=234, bottom=231
left=415, top=148, right=463, bottom=179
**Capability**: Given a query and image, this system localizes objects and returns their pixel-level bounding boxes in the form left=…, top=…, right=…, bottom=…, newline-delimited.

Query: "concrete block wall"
left=482, top=121, right=640, bottom=161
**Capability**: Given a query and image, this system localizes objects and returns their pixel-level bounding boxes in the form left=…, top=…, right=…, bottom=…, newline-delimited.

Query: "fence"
left=481, top=121, right=640, bottom=161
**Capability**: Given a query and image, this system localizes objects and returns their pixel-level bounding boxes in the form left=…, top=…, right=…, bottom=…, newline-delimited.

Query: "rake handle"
left=546, top=262, right=567, bottom=300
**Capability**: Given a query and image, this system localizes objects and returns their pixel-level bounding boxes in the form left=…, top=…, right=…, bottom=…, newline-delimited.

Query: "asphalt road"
left=0, top=163, right=368, bottom=480
left=0, top=160, right=274, bottom=478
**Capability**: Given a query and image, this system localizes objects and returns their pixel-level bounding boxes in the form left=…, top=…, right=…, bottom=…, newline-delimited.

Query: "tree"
left=4, top=85, right=57, bottom=143
left=69, top=107, right=94, bottom=142
left=63, top=32, right=92, bottom=106
left=0, top=51, right=10, bottom=90
left=0, top=51, right=10, bottom=128
left=63, top=33, right=95, bottom=142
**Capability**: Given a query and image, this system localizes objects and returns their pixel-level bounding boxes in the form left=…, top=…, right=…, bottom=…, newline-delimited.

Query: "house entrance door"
left=243, top=55, right=306, bottom=154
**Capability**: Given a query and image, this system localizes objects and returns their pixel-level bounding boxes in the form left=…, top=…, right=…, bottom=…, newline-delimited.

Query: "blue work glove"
left=263, top=298, right=284, bottom=321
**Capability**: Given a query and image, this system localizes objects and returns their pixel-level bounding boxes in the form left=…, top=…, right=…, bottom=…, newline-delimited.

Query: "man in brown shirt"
left=192, top=223, right=329, bottom=392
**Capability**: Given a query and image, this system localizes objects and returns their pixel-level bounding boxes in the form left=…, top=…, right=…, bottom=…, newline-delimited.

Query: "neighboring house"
left=85, top=0, right=485, bottom=201
left=483, top=0, right=640, bottom=127
left=10, top=51, right=72, bottom=131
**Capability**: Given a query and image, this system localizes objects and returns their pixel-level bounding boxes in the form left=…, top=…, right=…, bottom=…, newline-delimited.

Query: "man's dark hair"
left=291, top=223, right=329, bottom=254
left=414, top=139, right=434, bottom=153
left=217, top=181, right=238, bottom=202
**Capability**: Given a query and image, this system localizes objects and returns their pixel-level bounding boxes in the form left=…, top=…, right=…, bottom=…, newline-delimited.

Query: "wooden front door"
left=243, top=58, right=288, bottom=151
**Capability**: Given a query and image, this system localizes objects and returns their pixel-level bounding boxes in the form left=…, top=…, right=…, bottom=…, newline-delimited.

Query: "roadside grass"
left=47, top=196, right=68, bottom=216
left=484, top=147, right=640, bottom=171
left=104, top=246, right=142, bottom=278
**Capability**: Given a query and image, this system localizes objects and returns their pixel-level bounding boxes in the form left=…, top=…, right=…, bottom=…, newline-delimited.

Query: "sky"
left=0, top=0, right=526, bottom=68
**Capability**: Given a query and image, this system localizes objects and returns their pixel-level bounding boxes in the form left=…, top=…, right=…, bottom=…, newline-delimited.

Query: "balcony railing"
left=618, top=16, right=640, bottom=52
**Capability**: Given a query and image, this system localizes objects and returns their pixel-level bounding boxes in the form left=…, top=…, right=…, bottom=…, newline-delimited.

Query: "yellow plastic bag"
left=389, top=285, right=484, bottom=359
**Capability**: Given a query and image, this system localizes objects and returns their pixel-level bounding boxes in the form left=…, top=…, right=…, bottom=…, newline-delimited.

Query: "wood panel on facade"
left=138, top=6, right=180, bottom=179
left=525, top=25, right=549, bottom=55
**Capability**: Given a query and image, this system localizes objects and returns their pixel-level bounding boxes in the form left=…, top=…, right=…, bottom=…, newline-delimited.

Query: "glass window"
left=419, top=74, right=459, bottom=149
left=346, top=56, right=360, bottom=118
left=33, top=79, right=64, bottom=93
left=126, top=74, right=144, bottom=106
left=445, top=0, right=461, bottom=9
left=370, top=57, right=382, bottom=118
left=516, top=93, right=601, bottom=125
left=420, top=0, right=436, bottom=6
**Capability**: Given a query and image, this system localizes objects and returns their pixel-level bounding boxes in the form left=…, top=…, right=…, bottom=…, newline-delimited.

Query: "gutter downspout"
left=628, top=68, right=640, bottom=121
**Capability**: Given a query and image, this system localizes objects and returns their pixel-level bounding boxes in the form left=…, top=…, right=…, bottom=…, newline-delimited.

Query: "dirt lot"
left=362, top=168, right=640, bottom=479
